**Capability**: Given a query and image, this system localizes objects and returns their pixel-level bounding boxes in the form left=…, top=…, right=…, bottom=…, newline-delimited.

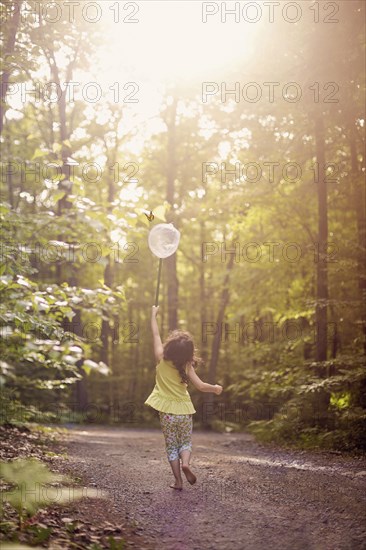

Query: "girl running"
left=145, top=305, right=223, bottom=490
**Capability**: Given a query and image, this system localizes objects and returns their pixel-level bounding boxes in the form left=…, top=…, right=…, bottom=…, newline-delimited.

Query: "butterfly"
left=144, top=211, right=154, bottom=222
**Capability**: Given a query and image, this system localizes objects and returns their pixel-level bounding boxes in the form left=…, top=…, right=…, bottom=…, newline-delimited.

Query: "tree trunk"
left=46, top=51, right=88, bottom=411
left=199, top=220, right=208, bottom=364
left=101, top=137, right=119, bottom=413
left=165, top=98, right=179, bottom=331
left=350, top=123, right=366, bottom=355
left=313, top=115, right=330, bottom=427
left=314, top=116, right=328, bottom=361
left=0, top=0, right=23, bottom=135
left=5, top=124, right=14, bottom=207
left=101, top=257, right=114, bottom=408
left=202, top=243, right=236, bottom=428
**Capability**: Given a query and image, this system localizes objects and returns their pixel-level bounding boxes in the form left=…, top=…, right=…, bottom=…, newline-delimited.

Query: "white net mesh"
left=148, top=223, right=180, bottom=259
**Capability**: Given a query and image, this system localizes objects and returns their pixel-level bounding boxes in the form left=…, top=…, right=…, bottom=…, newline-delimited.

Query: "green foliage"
left=0, top=387, right=60, bottom=425
left=0, top=458, right=103, bottom=529
left=1, top=458, right=66, bottom=528
left=107, top=536, right=127, bottom=550
left=0, top=202, right=126, bottom=416
left=25, top=524, right=52, bottom=545
left=246, top=356, right=366, bottom=451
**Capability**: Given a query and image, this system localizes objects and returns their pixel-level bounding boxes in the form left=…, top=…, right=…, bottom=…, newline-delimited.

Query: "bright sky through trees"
left=95, top=1, right=258, bottom=150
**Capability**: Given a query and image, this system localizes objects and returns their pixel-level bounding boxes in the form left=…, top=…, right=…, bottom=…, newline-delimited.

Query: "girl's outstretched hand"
left=152, top=305, right=159, bottom=318
left=214, top=384, right=223, bottom=395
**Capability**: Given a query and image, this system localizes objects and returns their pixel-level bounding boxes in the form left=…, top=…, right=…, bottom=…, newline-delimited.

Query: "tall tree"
left=203, top=239, right=237, bottom=428
left=163, top=97, right=179, bottom=331
left=314, top=116, right=328, bottom=361
left=0, top=0, right=23, bottom=134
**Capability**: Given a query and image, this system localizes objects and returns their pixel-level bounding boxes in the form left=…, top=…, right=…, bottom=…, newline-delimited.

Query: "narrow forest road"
left=61, top=426, right=366, bottom=550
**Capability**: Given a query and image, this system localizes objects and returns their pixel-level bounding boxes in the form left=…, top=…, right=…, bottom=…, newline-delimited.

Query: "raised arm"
left=151, top=305, right=163, bottom=363
left=186, top=364, right=223, bottom=395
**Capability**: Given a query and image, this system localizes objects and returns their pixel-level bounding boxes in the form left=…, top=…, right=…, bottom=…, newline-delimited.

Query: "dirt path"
left=61, top=426, right=366, bottom=550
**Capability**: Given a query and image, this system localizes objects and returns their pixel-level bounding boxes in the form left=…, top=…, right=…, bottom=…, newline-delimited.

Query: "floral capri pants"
left=159, top=412, right=193, bottom=462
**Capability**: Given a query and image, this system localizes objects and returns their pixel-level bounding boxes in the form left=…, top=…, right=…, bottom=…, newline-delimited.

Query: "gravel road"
left=62, top=426, right=366, bottom=550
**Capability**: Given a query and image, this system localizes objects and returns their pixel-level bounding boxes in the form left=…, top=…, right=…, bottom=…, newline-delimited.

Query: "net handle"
left=154, top=258, right=163, bottom=306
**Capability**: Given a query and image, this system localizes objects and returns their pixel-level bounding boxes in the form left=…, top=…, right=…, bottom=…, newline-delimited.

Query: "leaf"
left=52, top=191, right=66, bottom=202
left=126, top=215, right=138, bottom=227
left=31, top=149, right=48, bottom=160
left=82, top=360, right=110, bottom=376
left=0, top=360, right=14, bottom=375
left=52, top=143, right=62, bottom=154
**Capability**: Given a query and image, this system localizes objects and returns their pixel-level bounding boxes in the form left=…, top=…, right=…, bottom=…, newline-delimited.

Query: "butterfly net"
left=148, top=223, right=180, bottom=259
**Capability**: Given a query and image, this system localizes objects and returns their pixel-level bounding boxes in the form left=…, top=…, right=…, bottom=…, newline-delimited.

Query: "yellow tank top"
left=144, top=358, right=196, bottom=414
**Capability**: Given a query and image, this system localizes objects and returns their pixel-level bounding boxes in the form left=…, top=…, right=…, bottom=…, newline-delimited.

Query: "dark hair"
left=163, top=330, right=203, bottom=384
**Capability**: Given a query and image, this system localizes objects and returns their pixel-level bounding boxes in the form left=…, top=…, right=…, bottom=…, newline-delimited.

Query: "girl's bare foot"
left=182, top=465, right=197, bottom=485
left=170, top=482, right=183, bottom=491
